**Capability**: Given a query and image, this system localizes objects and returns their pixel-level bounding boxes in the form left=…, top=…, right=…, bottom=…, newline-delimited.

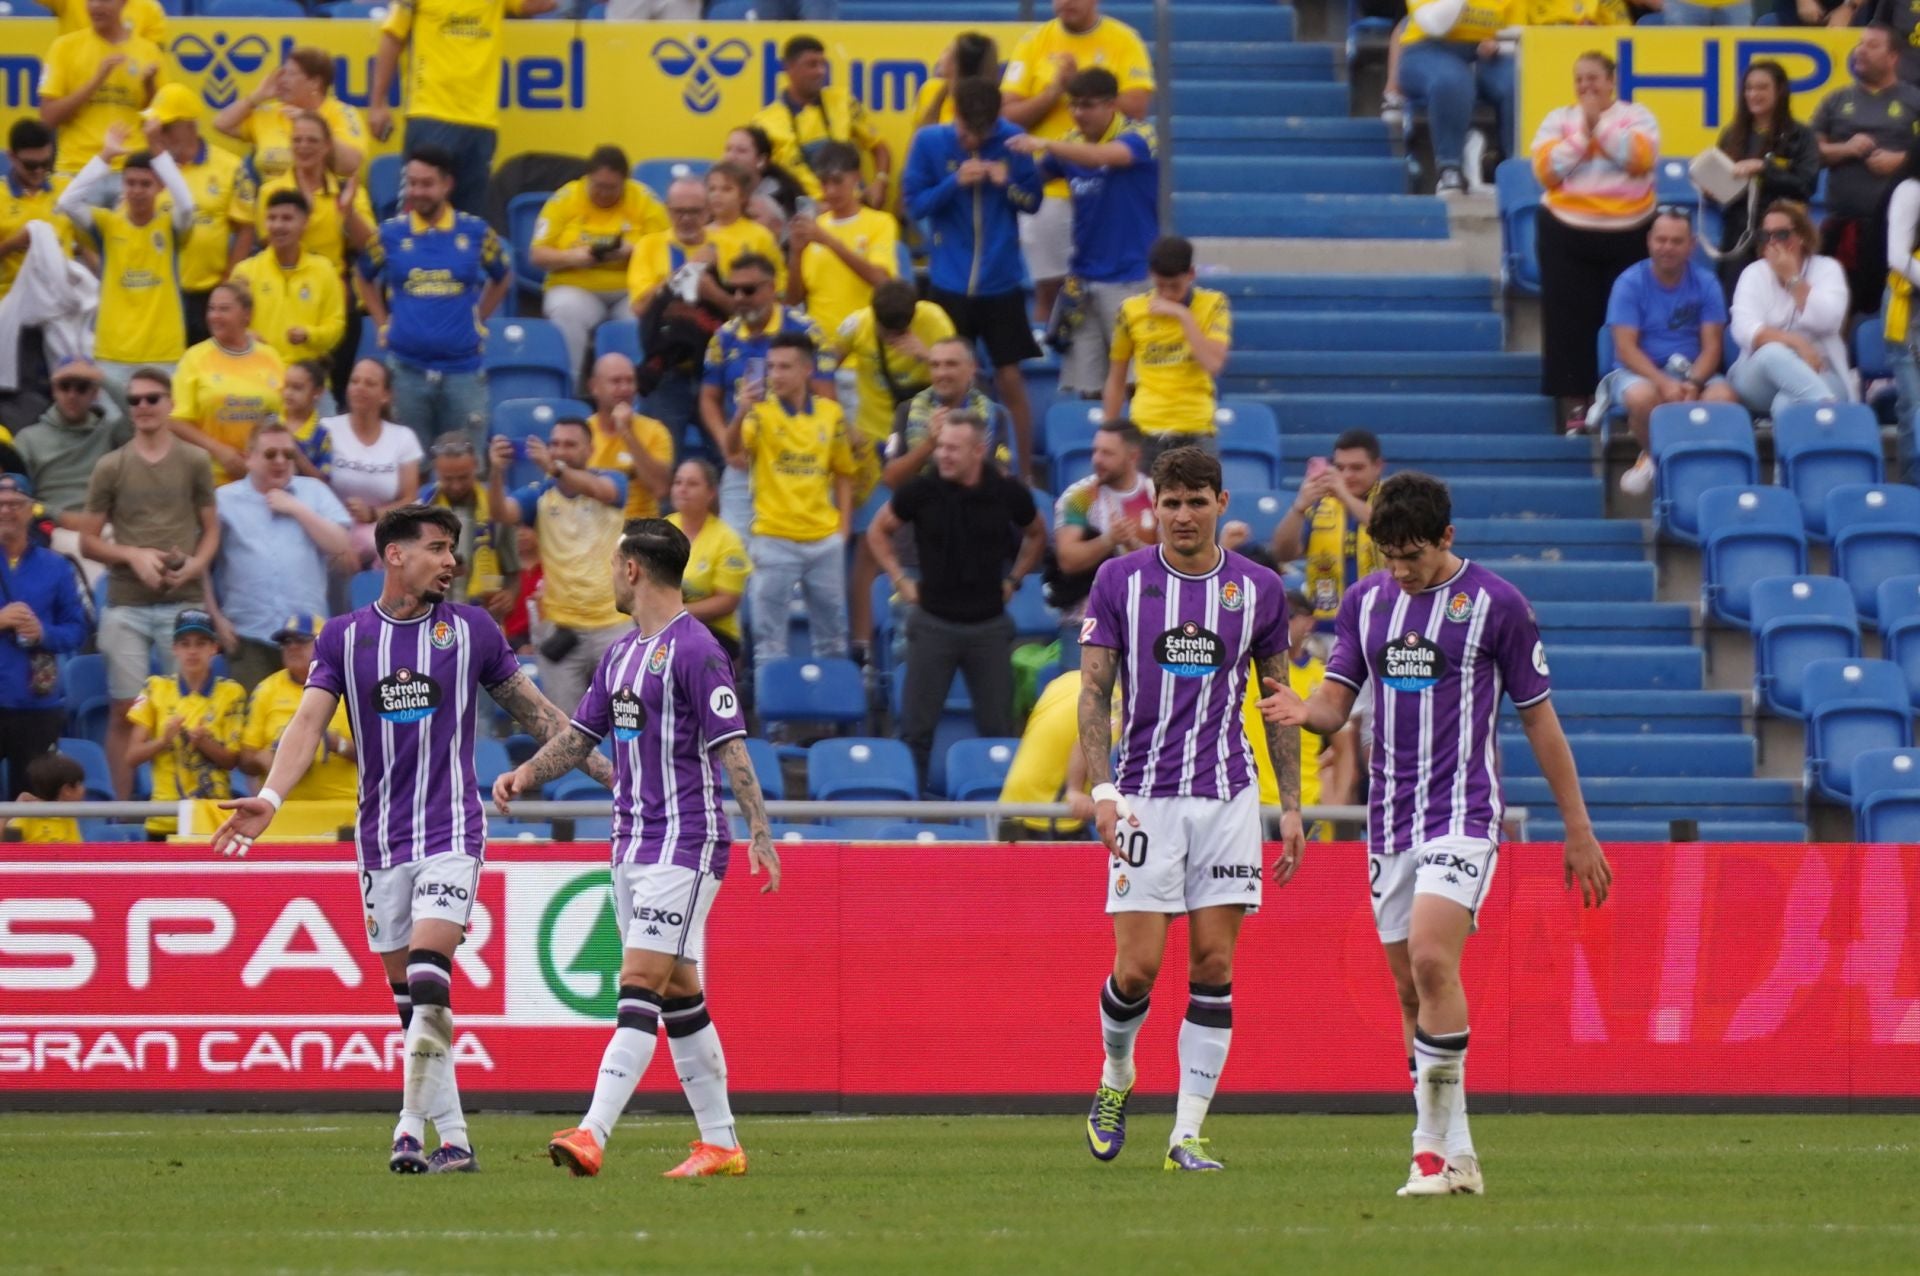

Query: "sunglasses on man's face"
left=53, top=379, right=97, bottom=394
left=11, top=154, right=50, bottom=173
left=127, top=393, right=166, bottom=407
left=1762, top=227, right=1796, bottom=244
left=726, top=280, right=768, bottom=296
left=258, top=448, right=297, bottom=461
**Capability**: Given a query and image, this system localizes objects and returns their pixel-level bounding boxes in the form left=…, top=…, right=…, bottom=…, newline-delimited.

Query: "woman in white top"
left=1882, top=163, right=1920, bottom=485
left=1728, top=199, right=1852, bottom=420
left=323, top=358, right=424, bottom=564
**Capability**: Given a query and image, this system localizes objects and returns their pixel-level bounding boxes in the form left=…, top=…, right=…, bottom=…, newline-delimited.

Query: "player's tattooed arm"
left=717, top=737, right=782, bottom=893
left=1077, top=645, right=1118, bottom=790
left=488, top=672, right=617, bottom=788
left=519, top=725, right=602, bottom=789
left=1256, top=654, right=1304, bottom=814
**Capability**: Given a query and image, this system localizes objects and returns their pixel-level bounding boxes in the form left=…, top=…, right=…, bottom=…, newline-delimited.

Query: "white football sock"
left=666, top=998, right=738, bottom=1150
left=1099, top=976, right=1150, bottom=1091
left=1413, top=1025, right=1469, bottom=1159
left=583, top=985, right=663, bottom=1148
left=1171, top=982, right=1232, bottom=1145
left=396, top=1003, right=451, bottom=1146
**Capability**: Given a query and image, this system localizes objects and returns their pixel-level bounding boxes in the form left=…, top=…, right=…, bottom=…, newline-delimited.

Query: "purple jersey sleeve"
left=306, top=616, right=349, bottom=698
left=471, top=607, right=523, bottom=689
left=1081, top=558, right=1126, bottom=651
left=1324, top=582, right=1367, bottom=691
left=685, top=637, right=747, bottom=748
left=570, top=641, right=619, bottom=741
left=1248, top=569, right=1288, bottom=661
left=1496, top=593, right=1552, bottom=708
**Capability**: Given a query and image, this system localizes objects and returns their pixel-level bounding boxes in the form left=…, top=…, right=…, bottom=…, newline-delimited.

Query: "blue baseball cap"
left=0, top=473, right=32, bottom=499
left=173, top=609, right=217, bottom=641
left=272, top=612, right=326, bottom=643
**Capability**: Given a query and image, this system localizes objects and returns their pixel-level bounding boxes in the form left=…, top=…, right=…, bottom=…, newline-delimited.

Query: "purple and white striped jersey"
left=1324, top=560, right=1551, bottom=855
left=308, top=602, right=522, bottom=870
left=1081, top=546, right=1288, bottom=800
left=571, top=611, right=746, bottom=876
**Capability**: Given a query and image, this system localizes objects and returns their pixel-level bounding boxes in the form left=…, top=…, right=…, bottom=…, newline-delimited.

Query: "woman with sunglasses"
left=169, top=282, right=286, bottom=484
left=1713, top=61, right=1819, bottom=293
left=1727, top=199, right=1852, bottom=419
left=706, top=161, right=786, bottom=293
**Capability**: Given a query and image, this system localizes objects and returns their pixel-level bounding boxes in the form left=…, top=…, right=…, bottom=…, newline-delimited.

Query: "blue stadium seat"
left=869, top=822, right=984, bottom=842
left=1030, top=486, right=1054, bottom=532
left=756, top=658, right=866, bottom=730
left=1698, top=486, right=1807, bottom=626
left=1494, top=157, right=1543, bottom=296
left=1876, top=575, right=1920, bottom=711
left=1749, top=576, right=1861, bottom=719
left=1235, top=490, right=1289, bottom=551
left=720, top=737, right=785, bottom=802
left=1213, top=399, right=1280, bottom=452
left=852, top=484, right=892, bottom=536
left=1650, top=402, right=1759, bottom=544
left=633, top=158, right=705, bottom=200
left=348, top=569, right=383, bottom=611
left=1827, top=484, right=1920, bottom=625
left=1771, top=403, right=1883, bottom=540
left=57, top=738, right=114, bottom=802
left=1852, top=747, right=1920, bottom=841
left=472, top=737, right=513, bottom=790
left=1803, top=658, right=1914, bottom=802
left=925, top=715, right=979, bottom=798
left=1050, top=445, right=1094, bottom=495
left=79, top=820, right=146, bottom=844
left=62, top=653, right=110, bottom=743
left=488, top=821, right=553, bottom=841
left=368, top=154, right=403, bottom=221
left=1006, top=576, right=1058, bottom=639
left=506, top=191, right=550, bottom=295
left=491, top=398, right=594, bottom=448
left=201, top=0, right=305, bottom=17
left=484, top=318, right=573, bottom=401
left=807, top=738, right=917, bottom=801
left=549, top=771, right=610, bottom=803
left=767, top=822, right=842, bottom=842
left=594, top=318, right=641, bottom=365
left=1043, top=401, right=1106, bottom=459
left=1220, top=451, right=1280, bottom=492
left=944, top=737, right=1018, bottom=801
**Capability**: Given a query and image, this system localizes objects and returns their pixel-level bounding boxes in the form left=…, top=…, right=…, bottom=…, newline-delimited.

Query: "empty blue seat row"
left=1750, top=576, right=1861, bottom=719
left=1498, top=690, right=1746, bottom=735
left=1531, top=645, right=1702, bottom=692
left=1258, top=394, right=1552, bottom=435
left=1173, top=194, right=1450, bottom=241
left=1697, top=479, right=1920, bottom=628
left=1805, top=659, right=1914, bottom=803
left=1500, top=733, right=1754, bottom=779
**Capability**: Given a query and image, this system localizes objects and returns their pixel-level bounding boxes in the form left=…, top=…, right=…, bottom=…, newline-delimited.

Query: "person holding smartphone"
left=1270, top=429, right=1385, bottom=628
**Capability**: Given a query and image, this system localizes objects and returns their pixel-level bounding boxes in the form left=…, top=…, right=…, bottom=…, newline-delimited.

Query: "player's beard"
left=422, top=587, right=446, bottom=606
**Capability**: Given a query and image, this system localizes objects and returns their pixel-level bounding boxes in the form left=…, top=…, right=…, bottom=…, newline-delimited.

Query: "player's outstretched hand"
left=1092, top=787, right=1138, bottom=860
left=1564, top=831, right=1612, bottom=908
left=492, top=765, right=533, bottom=816
left=748, top=830, right=781, bottom=894
left=1271, top=809, right=1306, bottom=886
left=211, top=796, right=276, bottom=858
left=1257, top=676, right=1309, bottom=727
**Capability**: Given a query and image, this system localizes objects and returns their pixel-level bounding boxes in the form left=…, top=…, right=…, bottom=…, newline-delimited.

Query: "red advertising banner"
left=1, top=842, right=1917, bottom=1108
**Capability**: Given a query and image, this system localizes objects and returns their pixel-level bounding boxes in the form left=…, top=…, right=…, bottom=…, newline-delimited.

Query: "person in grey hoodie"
left=12, top=355, right=130, bottom=533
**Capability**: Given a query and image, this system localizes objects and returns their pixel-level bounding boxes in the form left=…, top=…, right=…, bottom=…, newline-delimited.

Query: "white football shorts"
left=613, top=862, right=723, bottom=964
left=1106, top=785, right=1264, bottom=915
left=1369, top=834, right=1499, bottom=944
left=1019, top=194, right=1074, bottom=282
left=360, top=852, right=482, bottom=953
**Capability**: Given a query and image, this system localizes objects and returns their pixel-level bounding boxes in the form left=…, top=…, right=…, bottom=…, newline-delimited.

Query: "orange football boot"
left=662, top=1141, right=748, bottom=1178
left=547, top=1126, right=603, bottom=1177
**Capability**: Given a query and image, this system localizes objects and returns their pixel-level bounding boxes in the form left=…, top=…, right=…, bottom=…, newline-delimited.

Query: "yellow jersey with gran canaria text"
left=739, top=393, right=858, bottom=542
left=92, top=207, right=186, bottom=364
left=381, top=0, right=532, bottom=133
left=1110, top=287, right=1232, bottom=437
left=172, top=339, right=286, bottom=482
left=129, top=672, right=248, bottom=835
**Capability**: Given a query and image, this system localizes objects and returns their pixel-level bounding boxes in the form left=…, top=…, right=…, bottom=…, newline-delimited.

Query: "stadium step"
left=1175, top=193, right=1448, bottom=240
left=1538, top=643, right=1700, bottom=689
left=1235, top=312, right=1503, bottom=354
left=1174, top=156, right=1404, bottom=196
left=1271, top=476, right=1602, bottom=519
left=1173, top=116, right=1393, bottom=159
left=1469, top=563, right=1654, bottom=604
left=1210, top=273, right=1496, bottom=313
left=1170, top=43, right=1336, bottom=77
left=1221, top=352, right=1541, bottom=395
left=1499, top=690, right=1746, bottom=734
left=1170, top=82, right=1348, bottom=119
left=836, top=2, right=1298, bottom=40
left=1524, top=818, right=1811, bottom=843
left=1456, top=520, right=1651, bottom=565
left=1281, top=434, right=1596, bottom=481
left=1503, top=776, right=1802, bottom=819
left=1257, top=394, right=1553, bottom=435
left=1501, top=733, right=1755, bottom=779
left=1529, top=601, right=1693, bottom=643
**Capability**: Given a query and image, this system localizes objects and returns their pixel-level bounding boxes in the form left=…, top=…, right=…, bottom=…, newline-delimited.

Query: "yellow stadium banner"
left=1519, top=25, right=1862, bottom=162
left=0, top=19, right=1031, bottom=175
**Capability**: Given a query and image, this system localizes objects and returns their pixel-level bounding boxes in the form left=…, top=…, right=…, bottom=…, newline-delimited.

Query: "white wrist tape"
left=260, top=788, right=284, bottom=812
left=1090, top=783, right=1132, bottom=820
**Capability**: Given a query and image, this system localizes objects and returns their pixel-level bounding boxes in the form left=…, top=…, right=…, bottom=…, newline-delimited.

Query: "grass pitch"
left=2, top=1112, right=1916, bottom=1274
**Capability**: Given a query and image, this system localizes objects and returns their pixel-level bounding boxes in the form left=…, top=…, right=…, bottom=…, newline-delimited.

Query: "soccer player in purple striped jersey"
left=1261, top=473, right=1613, bottom=1198
left=493, top=517, right=780, bottom=1180
left=212, top=505, right=614, bottom=1175
left=1078, top=447, right=1307, bottom=1173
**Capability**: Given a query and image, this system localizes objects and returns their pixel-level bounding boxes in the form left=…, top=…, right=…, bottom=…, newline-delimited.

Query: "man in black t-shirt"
left=867, top=411, right=1047, bottom=787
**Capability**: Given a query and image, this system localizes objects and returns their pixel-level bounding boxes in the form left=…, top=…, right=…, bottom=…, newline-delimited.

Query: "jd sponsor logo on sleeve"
left=375, top=669, right=443, bottom=723
left=1379, top=631, right=1446, bottom=692
left=1153, top=621, right=1225, bottom=678
left=611, top=688, right=644, bottom=742
left=709, top=685, right=738, bottom=719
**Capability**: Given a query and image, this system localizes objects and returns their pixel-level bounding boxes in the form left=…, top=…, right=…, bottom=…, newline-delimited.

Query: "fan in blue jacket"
left=903, top=79, right=1044, bottom=301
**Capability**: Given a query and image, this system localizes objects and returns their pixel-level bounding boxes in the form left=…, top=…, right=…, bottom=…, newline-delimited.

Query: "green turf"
left=2, top=1112, right=1916, bottom=1274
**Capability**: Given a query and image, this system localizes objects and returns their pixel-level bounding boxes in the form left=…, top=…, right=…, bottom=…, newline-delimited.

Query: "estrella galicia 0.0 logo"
left=172, top=33, right=276, bottom=111
left=652, top=36, right=752, bottom=114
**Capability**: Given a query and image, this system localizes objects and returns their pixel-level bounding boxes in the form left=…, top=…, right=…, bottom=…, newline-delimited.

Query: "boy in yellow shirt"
left=5, top=753, right=87, bottom=844
left=240, top=613, right=356, bottom=803
left=787, top=143, right=897, bottom=338
left=1103, top=235, right=1231, bottom=464
left=228, top=189, right=347, bottom=364
left=126, top=609, right=247, bottom=837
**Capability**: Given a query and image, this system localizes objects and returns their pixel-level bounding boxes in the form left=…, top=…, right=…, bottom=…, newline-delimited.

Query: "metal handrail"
left=1153, top=0, right=1174, bottom=233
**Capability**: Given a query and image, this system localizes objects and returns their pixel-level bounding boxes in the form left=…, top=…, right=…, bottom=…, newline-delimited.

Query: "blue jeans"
left=749, top=533, right=849, bottom=667
left=1661, top=0, right=1753, bottom=23
left=403, top=118, right=496, bottom=217
left=387, top=358, right=491, bottom=461
left=1398, top=42, right=1515, bottom=169
left=1887, top=301, right=1920, bottom=486
left=1727, top=343, right=1847, bottom=420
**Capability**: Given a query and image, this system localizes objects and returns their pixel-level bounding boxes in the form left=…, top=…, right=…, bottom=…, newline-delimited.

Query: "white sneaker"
left=1619, top=452, right=1655, bottom=496
left=1435, top=167, right=1467, bottom=199
left=1443, top=1156, right=1485, bottom=1195
left=1396, top=1150, right=1451, bottom=1197
left=1379, top=91, right=1404, bottom=129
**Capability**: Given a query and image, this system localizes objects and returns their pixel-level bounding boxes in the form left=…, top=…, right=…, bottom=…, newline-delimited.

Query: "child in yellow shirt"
left=5, top=753, right=86, bottom=844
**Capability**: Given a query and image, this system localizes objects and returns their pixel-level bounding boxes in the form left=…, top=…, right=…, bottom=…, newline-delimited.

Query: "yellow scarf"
left=1888, top=262, right=1920, bottom=344
left=426, top=483, right=505, bottom=597
left=1304, top=486, right=1382, bottom=621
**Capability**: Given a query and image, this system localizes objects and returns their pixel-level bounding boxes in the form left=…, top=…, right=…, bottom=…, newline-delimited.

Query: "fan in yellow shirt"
left=667, top=461, right=753, bottom=650
left=54, top=124, right=196, bottom=376
left=1001, top=5, right=1154, bottom=192
left=5, top=752, right=88, bottom=845
left=36, top=7, right=162, bottom=176
left=240, top=613, right=358, bottom=804
left=705, top=162, right=787, bottom=292
left=1103, top=238, right=1232, bottom=442
left=532, top=147, right=669, bottom=379
left=626, top=177, right=733, bottom=315
left=144, top=85, right=243, bottom=345
left=788, top=144, right=898, bottom=338
left=127, top=610, right=248, bottom=836
left=0, top=124, right=79, bottom=302
left=750, top=34, right=892, bottom=206
left=583, top=357, right=674, bottom=521
left=727, top=337, right=857, bottom=544
left=46, top=0, right=167, bottom=44
left=211, top=47, right=368, bottom=181
left=169, top=282, right=288, bottom=482
left=831, top=284, right=956, bottom=450
left=228, top=190, right=348, bottom=365
left=228, top=113, right=376, bottom=276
